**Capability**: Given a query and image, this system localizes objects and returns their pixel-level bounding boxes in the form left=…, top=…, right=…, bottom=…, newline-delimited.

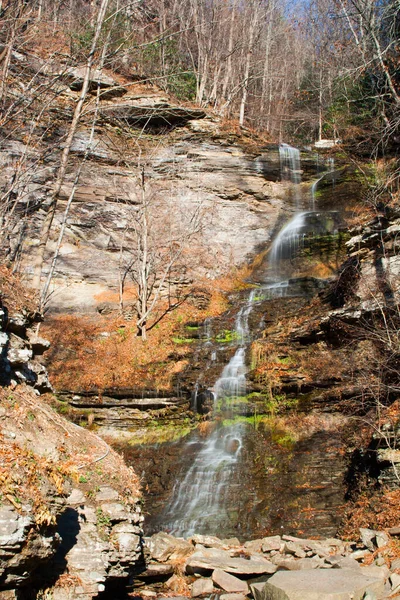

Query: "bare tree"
left=123, top=171, right=205, bottom=340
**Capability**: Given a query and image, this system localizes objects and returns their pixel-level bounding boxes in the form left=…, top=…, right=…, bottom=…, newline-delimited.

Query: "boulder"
left=360, top=528, right=377, bottom=551
left=250, top=569, right=384, bottom=600
left=148, top=532, right=193, bottom=562
left=212, top=569, right=249, bottom=593
left=28, top=334, right=51, bottom=355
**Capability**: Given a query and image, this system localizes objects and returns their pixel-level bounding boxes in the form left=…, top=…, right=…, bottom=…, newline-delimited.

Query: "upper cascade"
left=279, top=143, right=301, bottom=185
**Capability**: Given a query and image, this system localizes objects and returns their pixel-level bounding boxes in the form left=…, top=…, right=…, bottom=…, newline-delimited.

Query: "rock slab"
left=250, top=569, right=385, bottom=600
left=186, top=547, right=277, bottom=575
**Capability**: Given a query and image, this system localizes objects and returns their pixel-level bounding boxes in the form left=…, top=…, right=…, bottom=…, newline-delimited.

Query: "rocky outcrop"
left=0, top=294, right=52, bottom=393
left=51, top=486, right=144, bottom=600
left=0, top=60, right=289, bottom=314
left=0, top=379, right=144, bottom=598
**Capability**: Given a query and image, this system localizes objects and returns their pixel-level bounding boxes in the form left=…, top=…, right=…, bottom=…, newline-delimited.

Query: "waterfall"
left=310, top=157, right=336, bottom=210
left=279, top=144, right=301, bottom=184
left=160, top=290, right=256, bottom=537
left=279, top=142, right=302, bottom=208
left=269, top=212, right=307, bottom=266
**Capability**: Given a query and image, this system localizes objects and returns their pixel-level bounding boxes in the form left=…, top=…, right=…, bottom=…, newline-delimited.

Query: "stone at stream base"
left=147, top=532, right=193, bottom=562
left=191, top=578, right=214, bottom=597
left=186, top=547, right=277, bottom=575
left=212, top=568, right=249, bottom=593
left=250, top=569, right=385, bottom=600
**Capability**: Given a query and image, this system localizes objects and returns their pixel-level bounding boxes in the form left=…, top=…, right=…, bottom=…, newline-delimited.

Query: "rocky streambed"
left=137, top=528, right=400, bottom=600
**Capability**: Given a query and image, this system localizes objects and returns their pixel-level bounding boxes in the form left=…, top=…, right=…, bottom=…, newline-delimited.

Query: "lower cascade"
left=159, top=292, right=254, bottom=537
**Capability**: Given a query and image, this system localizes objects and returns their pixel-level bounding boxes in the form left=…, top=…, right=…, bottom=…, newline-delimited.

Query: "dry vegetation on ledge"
left=41, top=273, right=247, bottom=392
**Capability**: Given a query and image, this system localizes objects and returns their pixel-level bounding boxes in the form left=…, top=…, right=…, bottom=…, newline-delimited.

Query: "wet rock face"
left=123, top=412, right=348, bottom=541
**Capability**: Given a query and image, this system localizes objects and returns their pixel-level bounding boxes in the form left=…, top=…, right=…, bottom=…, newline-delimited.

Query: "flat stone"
left=220, top=595, right=247, bottom=600
left=186, top=547, right=277, bottom=576
left=251, top=569, right=385, bottom=600
left=67, top=489, right=85, bottom=505
left=283, top=542, right=307, bottom=558
left=212, top=569, right=249, bottom=593
left=272, top=556, right=323, bottom=570
left=326, top=556, right=361, bottom=570
left=222, top=538, right=241, bottom=548
left=137, top=563, right=174, bottom=578
left=244, top=539, right=264, bottom=553
left=350, top=549, right=372, bottom=561
left=191, top=578, right=214, bottom=597
left=388, top=526, right=400, bottom=536
left=191, top=534, right=225, bottom=548
left=95, top=487, right=119, bottom=501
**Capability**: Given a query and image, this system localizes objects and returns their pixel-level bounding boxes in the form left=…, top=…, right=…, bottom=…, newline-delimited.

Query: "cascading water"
left=266, top=152, right=338, bottom=296
left=310, top=157, right=336, bottom=210
left=279, top=143, right=301, bottom=184
left=145, top=147, right=344, bottom=538
left=279, top=143, right=301, bottom=207
left=159, top=291, right=255, bottom=537
left=269, top=212, right=307, bottom=265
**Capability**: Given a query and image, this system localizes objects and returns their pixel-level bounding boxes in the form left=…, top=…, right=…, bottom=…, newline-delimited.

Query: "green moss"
left=215, top=329, right=241, bottom=343
left=222, top=414, right=263, bottom=428
left=128, top=421, right=195, bottom=445
left=172, top=336, right=195, bottom=344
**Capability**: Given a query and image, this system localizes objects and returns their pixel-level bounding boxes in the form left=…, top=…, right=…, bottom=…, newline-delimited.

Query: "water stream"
left=160, top=289, right=257, bottom=536
left=132, top=147, right=347, bottom=539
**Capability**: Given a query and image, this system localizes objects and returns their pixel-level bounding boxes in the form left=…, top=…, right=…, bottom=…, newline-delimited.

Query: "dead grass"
left=42, top=277, right=236, bottom=391
left=341, top=488, right=400, bottom=545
